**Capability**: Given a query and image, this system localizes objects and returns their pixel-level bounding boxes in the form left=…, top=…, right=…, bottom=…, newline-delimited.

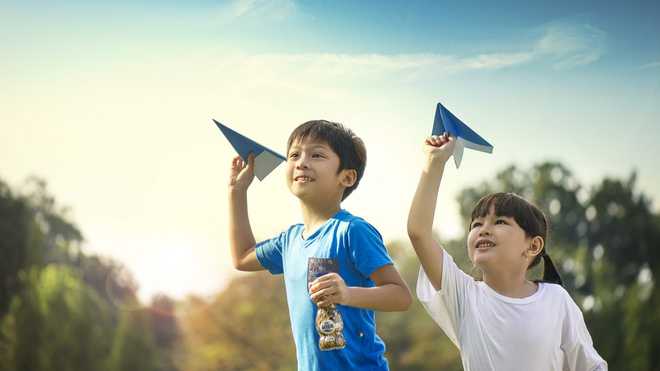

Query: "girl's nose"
left=478, top=225, right=492, bottom=236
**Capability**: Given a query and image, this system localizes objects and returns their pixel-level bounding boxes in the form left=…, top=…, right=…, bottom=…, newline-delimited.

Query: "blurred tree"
left=149, top=294, right=182, bottom=371
left=107, top=308, right=160, bottom=371
left=177, top=273, right=296, bottom=371
left=0, top=179, right=39, bottom=317
left=0, top=176, right=168, bottom=371
left=0, top=265, right=113, bottom=371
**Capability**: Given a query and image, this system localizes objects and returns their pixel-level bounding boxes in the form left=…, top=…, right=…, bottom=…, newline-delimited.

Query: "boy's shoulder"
left=283, top=222, right=305, bottom=236
left=335, top=210, right=384, bottom=240
left=336, top=209, right=376, bottom=228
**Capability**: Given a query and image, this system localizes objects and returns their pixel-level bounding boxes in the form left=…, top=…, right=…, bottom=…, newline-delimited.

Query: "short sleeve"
left=416, top=249, right=475, bottom=349
left=560, top=293, right=608, bottom=371
left=346, top=219, right=393, bottom=278
left=255, top=231, right=286, bottom=275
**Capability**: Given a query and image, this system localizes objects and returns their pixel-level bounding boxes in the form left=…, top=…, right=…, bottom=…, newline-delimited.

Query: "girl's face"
left=467, top=207, right=532, bottom=272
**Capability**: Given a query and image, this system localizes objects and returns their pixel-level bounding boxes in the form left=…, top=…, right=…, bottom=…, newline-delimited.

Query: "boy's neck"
left=299, top=200, right=342, bottom=238
left=482, top=268, right=538, bottom=299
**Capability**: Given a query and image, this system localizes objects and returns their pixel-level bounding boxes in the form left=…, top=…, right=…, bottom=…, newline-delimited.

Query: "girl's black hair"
left=470, top=192, right=563, bottom=286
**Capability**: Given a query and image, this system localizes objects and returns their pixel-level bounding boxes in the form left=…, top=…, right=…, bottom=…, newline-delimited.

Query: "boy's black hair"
left=470, top=192, right=563, bottom=286
left=286, top=120, right=366, bottom=201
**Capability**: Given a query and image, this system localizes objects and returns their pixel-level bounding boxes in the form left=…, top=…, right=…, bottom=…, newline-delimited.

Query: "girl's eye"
left=470, top=222, right=482, bottom=229
left=288, top=153, right=299, bottom=159
left=312, top=153, right=324, bottom=158
left=496, top=219, right=508, bottom=225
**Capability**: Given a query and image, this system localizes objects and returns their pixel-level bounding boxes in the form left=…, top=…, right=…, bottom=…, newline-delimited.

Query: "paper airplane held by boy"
left=432, top=102, right=494, bottom=168
left=213, top=119, right=286, bottom=181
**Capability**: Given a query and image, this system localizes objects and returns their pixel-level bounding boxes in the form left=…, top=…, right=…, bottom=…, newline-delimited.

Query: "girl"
left=407, top=134, right=607, bottom=371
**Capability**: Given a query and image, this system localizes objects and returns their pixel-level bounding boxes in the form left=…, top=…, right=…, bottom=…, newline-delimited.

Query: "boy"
left=228, top=120, right=412, bottom=371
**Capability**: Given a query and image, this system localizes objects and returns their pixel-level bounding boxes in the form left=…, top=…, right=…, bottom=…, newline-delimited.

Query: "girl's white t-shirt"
left=416, top=250, right=607, bottom=371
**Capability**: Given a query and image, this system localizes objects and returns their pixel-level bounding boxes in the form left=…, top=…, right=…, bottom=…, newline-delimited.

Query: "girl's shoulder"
left=540, top=282, right=583, bottom=312
left=539, top=282, right=572, bottom=300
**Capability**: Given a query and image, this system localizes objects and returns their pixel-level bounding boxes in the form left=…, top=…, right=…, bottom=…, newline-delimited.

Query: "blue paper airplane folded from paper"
left=432, top=102, right=493, bottom=168
left=213, top=119, right=286, bottom=181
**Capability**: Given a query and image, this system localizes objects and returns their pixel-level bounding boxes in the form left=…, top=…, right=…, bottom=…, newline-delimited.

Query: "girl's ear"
left=527, top=236, right=545, bottom=258
left=340, top=169, right=357, bottom=188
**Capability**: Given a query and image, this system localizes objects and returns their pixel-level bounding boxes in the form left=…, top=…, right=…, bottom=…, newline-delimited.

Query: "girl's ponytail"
left=542, top=253, right=563, bottom=286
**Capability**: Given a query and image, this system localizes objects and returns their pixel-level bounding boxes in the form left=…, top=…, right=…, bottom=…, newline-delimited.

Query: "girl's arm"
left=407, top=135, right=455, bottom=290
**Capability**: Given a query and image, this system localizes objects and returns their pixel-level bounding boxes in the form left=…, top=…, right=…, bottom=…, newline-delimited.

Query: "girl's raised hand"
left=424, top=133, right=456, bottom=165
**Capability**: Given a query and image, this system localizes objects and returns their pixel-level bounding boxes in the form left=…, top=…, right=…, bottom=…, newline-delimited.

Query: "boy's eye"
left=312, top=153, right=325, bottom=158
left=288, top=152, right=299, bottom=159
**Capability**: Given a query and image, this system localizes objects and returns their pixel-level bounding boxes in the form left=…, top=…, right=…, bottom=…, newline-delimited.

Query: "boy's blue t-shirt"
left=256, top=209, right=393, bottom=371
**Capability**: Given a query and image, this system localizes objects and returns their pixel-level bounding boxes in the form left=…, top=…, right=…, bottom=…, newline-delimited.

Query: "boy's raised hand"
left=229, top=154, right=255, bottom=190
left=424, top=133, right=455, bottom=165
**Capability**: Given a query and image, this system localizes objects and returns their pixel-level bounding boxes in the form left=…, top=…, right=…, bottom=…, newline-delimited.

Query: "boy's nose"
left=295, top=160, right=309, bottom=169
left=295, top=155, right=310, bottom=169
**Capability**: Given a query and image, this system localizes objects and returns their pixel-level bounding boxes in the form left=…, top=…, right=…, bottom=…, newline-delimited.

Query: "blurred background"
left=1, top=0, right=659, bottom=370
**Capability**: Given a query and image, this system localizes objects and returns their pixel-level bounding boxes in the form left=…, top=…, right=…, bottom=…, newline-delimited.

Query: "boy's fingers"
left=311, top=287, right=336, bottom=301
left=312, top=273, right=338, bottom=284
left=316, top=294, right=338, bottom=307
left=309, top=280, right=334, bottom=293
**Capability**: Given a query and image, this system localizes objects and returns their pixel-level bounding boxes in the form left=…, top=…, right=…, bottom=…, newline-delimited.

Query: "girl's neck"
left=482, top=269, right=538, bottom=298
left=299, top=201, right=341, bottom=238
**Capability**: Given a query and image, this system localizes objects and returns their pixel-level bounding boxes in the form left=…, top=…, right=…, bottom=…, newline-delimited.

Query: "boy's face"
left=466, top=207, right=532, bottom=272
left=285, top=138, right=354, bottom=203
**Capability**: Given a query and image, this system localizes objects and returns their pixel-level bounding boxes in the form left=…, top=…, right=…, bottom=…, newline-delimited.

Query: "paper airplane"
left=432, top=102, right=493, bottom=168
left=213, top=119, right=286, bottom=181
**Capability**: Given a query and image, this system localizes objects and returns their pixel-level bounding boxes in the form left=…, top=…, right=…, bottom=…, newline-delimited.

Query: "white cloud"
left=216, top=0, right=297, bottom=23
left=534, top=22, right=606, bottom=70
left=206, top=20, right=604, bottom=86
left=215, top=50, right=534, bottom=87
left=640, top=61, right=660, bottom=70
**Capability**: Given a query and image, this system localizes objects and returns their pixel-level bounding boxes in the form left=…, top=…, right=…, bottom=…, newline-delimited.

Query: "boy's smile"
left=294, top=175, right=315, bottom=183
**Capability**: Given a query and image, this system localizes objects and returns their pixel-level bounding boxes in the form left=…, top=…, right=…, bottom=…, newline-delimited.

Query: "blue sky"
left=2, top=0, right=659, bottom=300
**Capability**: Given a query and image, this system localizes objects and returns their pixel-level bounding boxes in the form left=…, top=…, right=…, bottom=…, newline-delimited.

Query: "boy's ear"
left=339, top=169, right=357, bottom=188
left=526, top=236, right=544, bottom=258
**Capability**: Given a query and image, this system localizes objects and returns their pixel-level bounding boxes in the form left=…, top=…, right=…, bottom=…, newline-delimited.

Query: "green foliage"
left=0, top=265, right=113, bottom=371
left=0, top=176, right=178, bottom=371
left=178, top=273, right=296, bottom=371
left=2, top=161, right=659, bottom=370
left=108, top=309, right=159, bottom=371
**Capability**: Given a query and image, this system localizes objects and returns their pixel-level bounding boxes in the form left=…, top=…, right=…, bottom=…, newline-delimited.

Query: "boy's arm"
left=309, top=265, right=412, bottom=312
left=228, top=154, right=264, bottom=272
left=407, top=134, right=455, bottom=291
